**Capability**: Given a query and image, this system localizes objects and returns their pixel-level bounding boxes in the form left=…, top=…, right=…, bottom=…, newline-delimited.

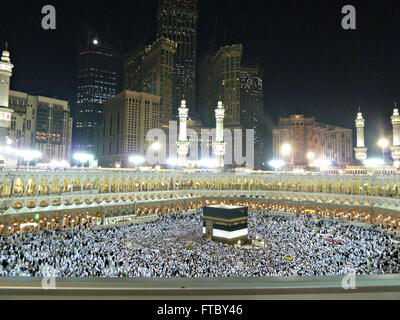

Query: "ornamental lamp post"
left=73, top=153, right=94, bottom=171
left=377, top=138, right=389, bottom=162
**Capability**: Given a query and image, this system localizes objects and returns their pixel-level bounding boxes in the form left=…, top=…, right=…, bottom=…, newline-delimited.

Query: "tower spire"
left=176, top=97, right=189, bottom=167
left=390, top=101, right=400, bottom=166
left=213, top=100, right=226, bottom=168
left=354, top=108, right=367, bottom=161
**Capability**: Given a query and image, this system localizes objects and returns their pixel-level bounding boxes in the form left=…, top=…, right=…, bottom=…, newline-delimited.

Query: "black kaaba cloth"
left=203, top=204, right=248, bottom=244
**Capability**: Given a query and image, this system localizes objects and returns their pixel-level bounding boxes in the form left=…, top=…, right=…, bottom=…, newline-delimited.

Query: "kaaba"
left=203, top=204, right=248, bottom=244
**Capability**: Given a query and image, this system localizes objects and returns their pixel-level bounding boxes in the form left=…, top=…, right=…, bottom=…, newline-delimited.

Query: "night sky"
left=1, top=0, right=400, bottom=157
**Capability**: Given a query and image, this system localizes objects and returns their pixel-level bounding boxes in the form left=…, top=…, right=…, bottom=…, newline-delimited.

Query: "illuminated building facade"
left=142, top=38, right=176, bottom=124
left=240, top=66, right=264, bottom=169
left=123, top=46, right=143, bottom=93
left=157, top=0, right=198, bottom=117
left=96, top=90, right=160, bottom=167
left=8, top=90, right=72, bottom=163
left=240, top=66, right=263, bottom=131
left=199, top=44, right=243, bottom=127
left=74, top=41, right=121, bottom=154
left=124, top=38, right=177, bottom=124
left=273, top=115, right=353, bottom=167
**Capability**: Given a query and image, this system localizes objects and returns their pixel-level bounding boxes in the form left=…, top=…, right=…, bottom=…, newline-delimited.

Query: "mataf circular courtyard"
left=0, top=210, right=398, bottom=277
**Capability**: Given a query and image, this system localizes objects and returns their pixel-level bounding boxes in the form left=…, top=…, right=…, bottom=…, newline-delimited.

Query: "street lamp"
left=22, top=150, right=42, bottom=168
left=268, top=160, right=285, bottom=170
left=377, top=138, right=389, bottom=160
left=167, top=157, right=179, bottom=167
left=281, top=143, right=291, bottom=156
left=364, top=159, right=384, bottom=167
left=129, top=155, right=145, bottom=168
left=199, top=158, right=218, bottom=169
left=151, top=142, right=161, bottom=151
left=306, top=151, right=315, bottom=168
left=73, top=153, right=94, bottom=170
left=49, top=159, right=69, bottom=169
left=149, top=142, right=162, bottom=168
left=313, top=159, right=332, bottom=169
left=306, top=151, right=315, bottom=160
left=281, top=143, right=292, bottom=168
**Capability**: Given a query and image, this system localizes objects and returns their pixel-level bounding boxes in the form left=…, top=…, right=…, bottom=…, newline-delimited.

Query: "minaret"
left=354, top=108, right=367, bottom=161
left=176, top=98, right=189, bottom=166
left=213, top=101, right=226, bottom=167
left=0, top=43, right=14, bottom=142
left=390, top=102, right=400, bottom=165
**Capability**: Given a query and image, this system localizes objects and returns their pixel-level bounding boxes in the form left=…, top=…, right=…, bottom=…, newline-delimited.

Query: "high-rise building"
left=73, top=39, right=121, bottom=154
left=198, top=44, right=265, bottom=168
left=198, top=44, right=243, bottom=127
left=123, top=46, right=143, bottom=93
left=273, top=115, right=353, bottom=167
left=124, top=37, right=176, bottom=124
left=157, top=0, right=198, bottom=116
left=9, top=90, right=73, bottom=163
left=240, top=66, right=263, bottom=132
left=142, top=37, right=176, bottom=124
left=95, top=90, right=160, bottom=167
left=240, top=65, right=264, bottom=168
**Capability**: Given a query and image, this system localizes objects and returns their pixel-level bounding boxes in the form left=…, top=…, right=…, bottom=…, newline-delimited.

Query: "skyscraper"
left=157, top=0, right=198, bottom=116
left=142, top=37, right=176, bottom=123
left=124, top=37, right=177, bottom=124
left=73, top=39, right=121, bottom=154
left=123, top=46, right=143, bottom=93
left=198, top=44, right=243, bottom=127
left=240, top=66, right=263, bottom=133
left=240, top=65, right=264, bottom=168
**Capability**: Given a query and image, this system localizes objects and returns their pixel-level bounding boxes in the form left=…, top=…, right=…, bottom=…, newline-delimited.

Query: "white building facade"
left=8, top=90, right=73, bottom=164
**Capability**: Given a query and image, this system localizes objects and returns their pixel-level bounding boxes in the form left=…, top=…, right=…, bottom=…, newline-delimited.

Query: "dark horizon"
left=1, top=0, right=400, bottom=156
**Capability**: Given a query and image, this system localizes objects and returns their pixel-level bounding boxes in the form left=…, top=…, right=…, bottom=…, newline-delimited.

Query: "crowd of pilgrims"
left=0, top=209, right=399, bottom=277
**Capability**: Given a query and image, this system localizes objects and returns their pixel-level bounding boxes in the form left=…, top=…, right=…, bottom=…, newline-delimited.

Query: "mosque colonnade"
left=1, top=170, right=400, bottom=236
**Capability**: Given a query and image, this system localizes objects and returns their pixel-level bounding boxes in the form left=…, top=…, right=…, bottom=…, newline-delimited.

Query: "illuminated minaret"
left=354, top=108, right=367, bottom=161
left=176, top=98, right=189, bottom=166
left=390, top=102, right=400, bottom=165
left=0, top=44, right=13, bottom=142
left=213, top=101, right=226, bottom=167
